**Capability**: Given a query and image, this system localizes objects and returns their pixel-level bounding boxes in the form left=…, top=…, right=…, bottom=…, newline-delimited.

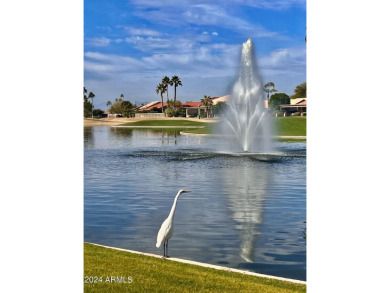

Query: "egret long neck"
left=168, top=192, right=181, bottom=219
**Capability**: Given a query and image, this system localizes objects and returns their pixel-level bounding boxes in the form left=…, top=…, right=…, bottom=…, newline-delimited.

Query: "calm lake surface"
left=84, top=126, right=306, bottom=280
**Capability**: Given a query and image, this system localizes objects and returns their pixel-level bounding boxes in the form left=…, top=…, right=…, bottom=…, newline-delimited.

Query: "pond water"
left=84, top=126, right=306, bottom=280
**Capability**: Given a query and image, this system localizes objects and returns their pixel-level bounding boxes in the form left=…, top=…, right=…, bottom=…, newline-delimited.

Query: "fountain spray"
left=219, top=38, right=272, bottom=153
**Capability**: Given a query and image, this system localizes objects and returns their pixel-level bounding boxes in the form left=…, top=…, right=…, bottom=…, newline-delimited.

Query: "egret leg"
left=163, top=241, right=166, bottom=258
left=166, top=240, right=169, bottom=257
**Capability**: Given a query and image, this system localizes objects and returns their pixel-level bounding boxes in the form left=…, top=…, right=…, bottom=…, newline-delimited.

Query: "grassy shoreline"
left=84, top=243, right=306, bottom=293
left=117, top=117, right=306, bottom=138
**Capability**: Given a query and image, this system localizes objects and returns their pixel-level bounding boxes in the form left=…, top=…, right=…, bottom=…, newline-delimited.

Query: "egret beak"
left=182, top=190, right=191, bottom=193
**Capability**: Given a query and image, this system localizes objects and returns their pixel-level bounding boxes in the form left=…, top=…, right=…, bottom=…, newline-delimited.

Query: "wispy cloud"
left=85, top=40, right=241, bottom=80
left=85, top=42, right=305, bottom=83
left=131, top=3, right=277, bottom=38
left=260, top=47, right=306, bottom=69
left=84, top=51, right=145, bottom=76
left=130, top=0, right=305, bottom=10
left=122, top=26, right=161, bottom=36
left=124, top=36, right=197, bottom=53
left=85, top=37, right=111, bottom=47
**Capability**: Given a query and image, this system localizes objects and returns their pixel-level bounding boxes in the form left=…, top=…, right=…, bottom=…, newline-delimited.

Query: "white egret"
left=156, top=189, right=191, bottom=257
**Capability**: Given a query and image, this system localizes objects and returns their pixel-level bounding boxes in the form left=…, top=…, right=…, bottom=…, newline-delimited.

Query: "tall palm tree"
left=264, top=82, right=278, bottom=101
left=171, top=76, right=182, bottom=109
left=120, top=93, right=124, bottom=101
left=161, top=76, right=173, bottom=106
left=106, top=100, right=112, bottom=110
left=84, top=87, right=88, bottom=99
left=88, top=91, right=95, bottom=118
left=201, top=95, right=213, bottom=118
left=156, top=83, right=166, bottom=114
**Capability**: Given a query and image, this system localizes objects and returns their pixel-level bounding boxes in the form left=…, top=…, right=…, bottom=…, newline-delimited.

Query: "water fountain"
left=218, top=38, right=272, bottom=153
left=214, top=39, right=273, bottom=262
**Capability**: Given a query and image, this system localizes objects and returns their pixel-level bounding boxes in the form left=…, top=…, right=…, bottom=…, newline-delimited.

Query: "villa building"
left=279, top=99, right=307, bottom=116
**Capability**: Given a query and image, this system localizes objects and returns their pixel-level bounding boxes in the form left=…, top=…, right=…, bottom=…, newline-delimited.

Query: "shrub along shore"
left=84, top=243, right=306, bottom=293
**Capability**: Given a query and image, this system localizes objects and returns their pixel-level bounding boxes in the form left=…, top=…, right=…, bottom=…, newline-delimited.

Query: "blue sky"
left=84, top=0, right=306, bottom=109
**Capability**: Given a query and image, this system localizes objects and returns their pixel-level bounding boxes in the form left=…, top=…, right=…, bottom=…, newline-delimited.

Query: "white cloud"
left=122, top=26, right=161, bottom=36
left=124, top=36, right=196, bottom=53
left=131, top=3, right=277, bottom=38
left=212, top=32, right=218, bottom=36
left=259, top=47, right=306, bottom=70
left=130, top=0, right=305, bottom=10
left=85, top=37, right=111, bottom=47
left=84, top=39, right=241, bottom=82
left=233, top=0, right=305, bottom=10
left=84, top=51, right=145, bottom=71
left=257, top=47, right=306, bottom=94
left=182, top=4, right=275, bottom=37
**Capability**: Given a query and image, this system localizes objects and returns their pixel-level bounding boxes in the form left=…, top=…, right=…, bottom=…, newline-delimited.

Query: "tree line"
left=84, top=80, right=306, bottom=118
left=84, top=87, right=136, bottom=118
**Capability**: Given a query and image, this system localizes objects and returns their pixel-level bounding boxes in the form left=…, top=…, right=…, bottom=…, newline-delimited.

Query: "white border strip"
left=86, top=243, right=306, bottom=285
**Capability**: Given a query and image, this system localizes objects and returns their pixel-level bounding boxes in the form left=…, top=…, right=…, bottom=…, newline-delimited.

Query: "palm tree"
left=106, top=100, right=112, bottom=110
left=161, top=76, right=173, bottom=106
left=171, top=76, right=182, bottom=109
left=201, top=95, right=213, bottom=118
left=264, top=82, right=278, bottom=101
left=156, top=83, right=166, bottom=114
left=88, top=91, right=95, bottom=118
left=84, top=87, right=88, bottom=99
left=120, top=93, right=124, bottom=101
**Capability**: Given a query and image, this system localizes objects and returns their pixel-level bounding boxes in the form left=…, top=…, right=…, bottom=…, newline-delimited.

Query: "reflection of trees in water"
left=143, top=129, right=180, bottom=145
left=110, top=127, right=134, bottom=137
left=84, top=127, right=94, bottom=148
left=222, top=160, right=269, bottom=262
left=86, top=127, right=183, bottom=148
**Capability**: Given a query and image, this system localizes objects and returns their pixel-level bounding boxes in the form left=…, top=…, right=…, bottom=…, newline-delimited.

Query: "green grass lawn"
left=183, top=117, right=306, bottom=137
left=273, top=117, right=306, bottom=136
left=84, top=243, right=306, bottom=293
left=118, top=117, right=306, bottom=137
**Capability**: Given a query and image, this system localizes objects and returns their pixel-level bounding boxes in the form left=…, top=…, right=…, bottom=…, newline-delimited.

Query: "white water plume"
left=218, top=38, right=272, bottom=153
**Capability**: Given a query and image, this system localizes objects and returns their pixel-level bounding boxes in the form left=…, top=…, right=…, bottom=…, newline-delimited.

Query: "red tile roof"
left=182, top=101, right=202, bottom=108
left=139, top=101, right=166, bottom=111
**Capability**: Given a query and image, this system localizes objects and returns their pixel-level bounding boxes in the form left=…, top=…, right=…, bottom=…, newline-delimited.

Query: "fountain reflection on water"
left=218, top=38, right=272, bottom=153
left=221, top=161, right=268, bottom=262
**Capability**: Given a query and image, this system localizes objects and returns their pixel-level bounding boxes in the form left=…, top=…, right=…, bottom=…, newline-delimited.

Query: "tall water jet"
left=218, top=38, right=272, bottom=153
